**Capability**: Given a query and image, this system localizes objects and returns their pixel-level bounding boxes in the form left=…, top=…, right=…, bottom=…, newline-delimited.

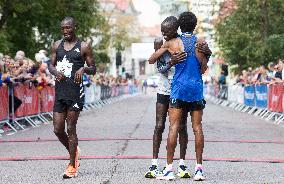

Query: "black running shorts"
left=157, top=93, right=170, bottom=105
left=53, top=99, right=83, bottom=112
left=169, top=99, right=206, bottom=112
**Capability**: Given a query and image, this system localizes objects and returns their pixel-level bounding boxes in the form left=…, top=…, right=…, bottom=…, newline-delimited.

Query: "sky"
left=132, top=0, right=161, bottom=27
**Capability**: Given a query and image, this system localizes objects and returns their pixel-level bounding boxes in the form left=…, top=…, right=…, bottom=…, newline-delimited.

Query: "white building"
left=131, top=42, right=156, bottom=80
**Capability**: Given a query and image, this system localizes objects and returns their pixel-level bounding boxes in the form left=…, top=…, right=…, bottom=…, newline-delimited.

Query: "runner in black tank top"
left=48, top=17, right=96, bottom=179
left=55, top=39, right=84, bottom=109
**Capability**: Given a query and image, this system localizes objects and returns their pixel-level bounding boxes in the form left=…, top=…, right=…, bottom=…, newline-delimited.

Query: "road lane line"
left=0, top=137, right=283, bottom=144
left=0, top=155, right=283, bottom=163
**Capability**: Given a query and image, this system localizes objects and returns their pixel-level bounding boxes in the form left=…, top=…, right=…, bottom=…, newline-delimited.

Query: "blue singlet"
left=170, top=34, right=203, bottom=102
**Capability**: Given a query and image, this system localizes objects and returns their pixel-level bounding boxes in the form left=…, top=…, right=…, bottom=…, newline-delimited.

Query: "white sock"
left=179, top=159, right=185, bottom=166
left=152, top=159, right=158, bottom=166
left=166, top=163, right=173, bottom=171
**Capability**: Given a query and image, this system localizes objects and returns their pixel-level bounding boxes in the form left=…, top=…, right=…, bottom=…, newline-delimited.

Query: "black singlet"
left=55, top=39, right=85, bottom=103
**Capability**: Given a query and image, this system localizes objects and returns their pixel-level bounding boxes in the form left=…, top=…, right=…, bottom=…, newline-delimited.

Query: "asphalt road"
left=0, top=91, right=284, bottom=184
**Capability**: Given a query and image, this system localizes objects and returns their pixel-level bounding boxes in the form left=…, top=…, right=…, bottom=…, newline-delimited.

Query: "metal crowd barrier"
left=83, top=84, right=139, bottom=111
left=0, top=86, right=15, bottom=132
left=204, top=84, right=284, bottom=125
left=0, top=82, right=140, bottom=134
left=0, top=83, right=54, bottom=134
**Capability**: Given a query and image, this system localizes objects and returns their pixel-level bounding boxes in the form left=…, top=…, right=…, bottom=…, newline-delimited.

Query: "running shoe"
left=156, top=168, right=175, bottom=181
left=177, top=165, right=191, bottom=178
left=194, top=166, right=205, bottom=181
left=63, top=163, right=77, bottom=179
left=144, top=165, right=159, bottom=178
left=75, top=146, right=81, bottom=168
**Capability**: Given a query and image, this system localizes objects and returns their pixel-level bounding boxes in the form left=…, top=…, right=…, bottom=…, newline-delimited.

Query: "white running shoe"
left=194, top=165, right=205, bottom=181
left=156, top=168, right=175, bottom=181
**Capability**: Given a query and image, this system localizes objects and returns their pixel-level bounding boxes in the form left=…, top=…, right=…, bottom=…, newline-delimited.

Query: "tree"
left=111, top=15, right=140, bottom=52
left=99, top=1, right=140, bottom=53
left=0, top=0, right=105, bottom=58
left=215, top=0, right=284, bottom=72
left=94, top=51, right=110, bottom=65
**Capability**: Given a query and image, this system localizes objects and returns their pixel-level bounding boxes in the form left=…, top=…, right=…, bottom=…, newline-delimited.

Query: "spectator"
left=218, top=70, right=227, bottom=99
left=35, top=52, right=45, bottom=63
left=238, top=69, right=248, bottom=84
left=247, top=67, right=254, bottom=84
left=272, top=59, right=284, bottom=84
left=39, top=49, right=51, bottom=66
left=255, top=65, right=268, bottom=84
left=267, top=62, right=276, bottom=78
left=274, top=61, right=281, bottom=79
left=142, top=79, right=147, bottom=94
left=218, top=70, right=226, bottom=85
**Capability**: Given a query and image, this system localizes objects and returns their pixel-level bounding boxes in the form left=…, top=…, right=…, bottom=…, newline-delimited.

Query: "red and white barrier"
left=268, top=84, right=284, bottom=113
left=0, top=83, right=140, bottom=133
left=0, top=86, right=8, bottom=121
left=14, top=85, right=39, bottom=118
left=40, top=86, right=55, bottom=113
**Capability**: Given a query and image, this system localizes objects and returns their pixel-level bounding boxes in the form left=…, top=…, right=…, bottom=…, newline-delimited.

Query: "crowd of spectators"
left=0, top=50, right=53, bottom=89
left=91, top=74, right=139, bottom=88
left=0, top=50, right=140, bottom=90
left=234, top=59, right=284, bottom=85
left=202, top=59, right=284, bottom=100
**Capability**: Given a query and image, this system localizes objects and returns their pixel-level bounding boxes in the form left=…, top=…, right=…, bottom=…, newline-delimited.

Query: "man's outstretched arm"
left=148, top=47, right=168, bottom=64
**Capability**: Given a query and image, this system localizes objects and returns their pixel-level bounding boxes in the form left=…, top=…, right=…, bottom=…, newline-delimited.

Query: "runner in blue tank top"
left=148, top=12, right=211, bottom=181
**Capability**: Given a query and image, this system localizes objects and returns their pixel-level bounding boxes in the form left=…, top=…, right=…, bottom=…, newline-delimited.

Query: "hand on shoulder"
left=196, top=37, right=211, bottom=57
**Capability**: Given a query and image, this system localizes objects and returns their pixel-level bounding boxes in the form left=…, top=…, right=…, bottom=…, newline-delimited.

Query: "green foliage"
left=216, top=0, right=284, bottom=72
left=0, top=0, right=105, bottom=59
left=264, top=34, right=284, bottom=60
left=112, top=25, right=140, bottom=52
left=93, top=51, right=110, bottom=65
left=106, top=15, right=140, bottom=52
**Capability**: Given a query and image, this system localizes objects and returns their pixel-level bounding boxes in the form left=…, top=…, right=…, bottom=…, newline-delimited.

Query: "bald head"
left=161, top=16, right=179, bottom=41
left=61, top=16, right=75, bottom=27
left=161, top=16, right=179, bottom=30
